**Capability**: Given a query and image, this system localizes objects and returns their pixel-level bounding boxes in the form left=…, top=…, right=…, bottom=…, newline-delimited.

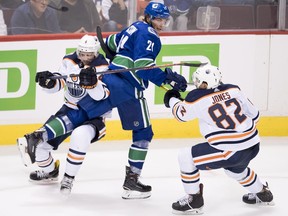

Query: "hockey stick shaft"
left=160, top=85, right=185, bottom=100
left=160, top=85, right=170, bottom=92
left=96, top=26, right=114, bottom=60
left=49, top=62, right=207, bottom=80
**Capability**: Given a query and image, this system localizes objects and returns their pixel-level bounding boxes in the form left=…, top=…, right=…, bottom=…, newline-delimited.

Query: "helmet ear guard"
left=192, top=65, right=222, bottom=89
left=77, top=34, right=101, bottom=57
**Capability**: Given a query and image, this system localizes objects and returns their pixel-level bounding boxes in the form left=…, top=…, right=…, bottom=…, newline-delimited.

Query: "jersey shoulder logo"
left=126, top=25, right=137, bottom=35
left=180, top=106, right=186, bottom=117
left=148, top=27, right=158, bottom=37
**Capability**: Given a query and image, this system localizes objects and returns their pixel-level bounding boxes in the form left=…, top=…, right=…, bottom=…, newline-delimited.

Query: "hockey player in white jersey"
left=17, top=35, right=110, bottom=186
left=163, top=64, right=274, bottom=214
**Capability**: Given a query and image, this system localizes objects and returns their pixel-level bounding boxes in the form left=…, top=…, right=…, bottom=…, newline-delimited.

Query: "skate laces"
left=246, top=193, right=256, bottom=198
left=177, top=195, right=193, bottom=206
left=35, top=170, right=49, bottom=178
left=246, top=192, right=268, bottom=203
left=61, top=176, right=73, bottom=189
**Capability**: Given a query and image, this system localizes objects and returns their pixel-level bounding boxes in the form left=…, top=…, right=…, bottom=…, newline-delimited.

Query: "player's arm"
left=237, top=89, right=260, bottom=123
left=134, top=31, right=187, bottom=92
left=79, top=67, right=110, bottom=101
left=163, top=89, right=196, bottom=122
left=133, top=31, right=165, bottom=83
left=37, top=57, right=74, bottom=93
left=35, top=71, right=64, bottom=93
left=86, top=80, right=110, bottom=101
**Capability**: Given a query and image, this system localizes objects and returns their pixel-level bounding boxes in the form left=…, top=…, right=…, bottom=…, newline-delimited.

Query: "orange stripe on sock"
left=67, top=153, right=85, bottom=161
left=240, top=170, right=255, bottom=185
left=181, top=172, right=200, bottom=180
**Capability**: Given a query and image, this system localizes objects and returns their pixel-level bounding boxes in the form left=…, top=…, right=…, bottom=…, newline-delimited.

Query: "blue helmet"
left=144, top=2, right=170, bottom=20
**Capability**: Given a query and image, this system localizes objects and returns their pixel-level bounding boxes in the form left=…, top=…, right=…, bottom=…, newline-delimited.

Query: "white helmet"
left=192, top=64, right=222, bottom=89
left=77, top=34, right=101, bottom=56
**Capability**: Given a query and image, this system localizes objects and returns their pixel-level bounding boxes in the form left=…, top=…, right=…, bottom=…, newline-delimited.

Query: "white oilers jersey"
left=170, top=84, right=260, bottom=151
left=43, top=52, right=109, bottom=109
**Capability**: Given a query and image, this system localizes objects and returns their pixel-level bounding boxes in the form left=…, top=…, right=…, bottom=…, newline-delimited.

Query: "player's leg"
left=17, top=115, right=73, bottom=167
left=122, top=126, right=153, bottom=199
left=60, top=117, right=106, bottom=195
left=172, top=146, right=205, bottom=215
left=28, top=133, right=70, bottom=183
left=117, top=97, right=153, bottom=199
left=224, top=144, right=274, bottom=205
left=172, top=141, right=233, bottom=214
left=225, top=168, right=274, bottom=205
left=29, top=141, right=60, bottom=183
left=17, top=106, right=86, bottom=167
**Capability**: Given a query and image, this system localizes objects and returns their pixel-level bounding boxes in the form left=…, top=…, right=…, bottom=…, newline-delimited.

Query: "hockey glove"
left=164, top=89, right=181, bottom=108
left=79, top=67, right=98, bottom=89
left=164, top=68, right=187, bottom=92
left=35, top=71, right=56, bottom=89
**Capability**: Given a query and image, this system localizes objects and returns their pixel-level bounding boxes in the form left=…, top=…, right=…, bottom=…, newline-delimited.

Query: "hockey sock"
left=35, top=142, right=54, bottom=172
left=178, top=147, right=200, bottom=194
left=128, top=143, right=148, bottom=173
left=225, top=167, right=263, bottom=193
left=65, top=125, right=94, bottom=177
left=44, top=116, right=73, bottom=140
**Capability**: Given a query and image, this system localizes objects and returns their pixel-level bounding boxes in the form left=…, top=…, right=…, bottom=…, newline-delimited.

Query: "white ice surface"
left=0, top=137, right=287, bottom=216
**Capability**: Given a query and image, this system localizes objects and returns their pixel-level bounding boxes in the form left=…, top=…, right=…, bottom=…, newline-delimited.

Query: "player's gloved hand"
left=164, top=89, right=181, bottom=108
left=164, top=68, right=187, bottom=92
left=35, top=71, right=56, bottom=89
left=79, top=67, right=98, bottom=89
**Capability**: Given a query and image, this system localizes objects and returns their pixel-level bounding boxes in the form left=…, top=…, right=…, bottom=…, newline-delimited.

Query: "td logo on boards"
left=0, top=50, right=37, bottom=111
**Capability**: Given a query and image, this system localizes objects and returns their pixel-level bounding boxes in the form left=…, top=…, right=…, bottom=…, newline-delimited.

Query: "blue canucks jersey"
left=106, top=21, right=167, bottom=91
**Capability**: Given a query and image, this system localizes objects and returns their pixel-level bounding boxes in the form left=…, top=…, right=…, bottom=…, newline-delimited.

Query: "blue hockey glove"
left=164, top=89, right=181, bottom=108
left=35, top=71, right=56, bottom=89
left=164, top=68, right=187, bottom=92
left=79, top=67, right=98, bottom=89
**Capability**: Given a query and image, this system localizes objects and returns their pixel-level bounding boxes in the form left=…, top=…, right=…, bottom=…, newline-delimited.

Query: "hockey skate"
left=242, top=183, right=274, bottom=205
left=17, top=130, right=44, bottom=167
left=172, top=184, right=204, bottom=215
left=122, top=166, right=152, bottom=199
left=29, top=160, right=60, bottom=183
left=60, top=175, right=74, bottom=195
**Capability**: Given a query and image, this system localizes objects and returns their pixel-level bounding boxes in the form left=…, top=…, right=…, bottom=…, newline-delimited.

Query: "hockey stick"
left=49, top=62, right=207, bottom=80
left=160, top=85, right=170, bottom=92
left=160, top=85, right=185, bottom=100
left=96, top=26, right=114, bottom=60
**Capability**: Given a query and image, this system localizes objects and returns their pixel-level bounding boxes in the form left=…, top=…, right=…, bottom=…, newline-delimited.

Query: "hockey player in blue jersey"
left=163, top=64, right=274, bottom=214
left=76, top=1, right=187, bottom=199
left=18, top=2, right=187, bottom=198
